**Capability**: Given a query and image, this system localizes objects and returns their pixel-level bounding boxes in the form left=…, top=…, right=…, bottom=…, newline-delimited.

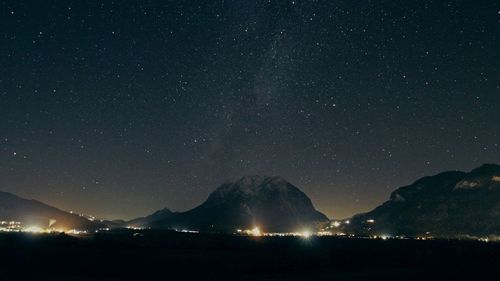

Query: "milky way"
left=1, top=1, right=499, bottom=219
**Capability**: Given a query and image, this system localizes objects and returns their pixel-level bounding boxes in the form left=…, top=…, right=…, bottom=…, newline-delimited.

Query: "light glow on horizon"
left=251, top=227, right=262, bottom=237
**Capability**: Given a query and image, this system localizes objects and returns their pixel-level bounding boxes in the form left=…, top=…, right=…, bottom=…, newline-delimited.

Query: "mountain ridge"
left=345, top=163, right=500, bottom=237
left=0, top=190, right=106, bottom=231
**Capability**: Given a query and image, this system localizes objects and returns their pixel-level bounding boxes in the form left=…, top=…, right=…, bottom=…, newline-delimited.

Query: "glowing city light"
left=126, top=226, right=145, bottom=230
left=251, top=227, right=262, bottom=237
left=24, top=226, right=45, bottom=233
left=301, top=231, right=312, bottom=238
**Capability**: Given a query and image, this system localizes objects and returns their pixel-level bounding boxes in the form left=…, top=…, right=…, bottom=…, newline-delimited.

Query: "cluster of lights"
left=326, top=220, right=350, bottom=232
left=0, top=221, right=22, bottom=232
left=301, top=231, right=312, bottom=238
left=353, top=235, right=387, bottom=240
left=1, top=221, right=21, bottom=225
left=236, top=227, right=262, bottom=237
left=22, top=226, right=89, bottom=235
left=67, top=229, right=88, bottom=235
left=263, top=231, right=314, bottom=238
left=317, top=231, right=336, bottom=236
left=2, top=220, right=498, bottom=243
left=178, top=229, right=200, bottom=234
left=69, top=211, right=105, bottom=223
left=236, top=227, right=324, bottom=239
left=0, top=220, right=91, bottom=235
left=126, top=226, right=146, bottom=230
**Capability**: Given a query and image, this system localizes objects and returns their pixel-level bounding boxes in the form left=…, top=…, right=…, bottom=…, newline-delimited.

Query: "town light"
left=251, top=227, right=262, bottom=237
left=24, top=226, right=45, bottom=233
left=301, top=231, right=312, bottom=238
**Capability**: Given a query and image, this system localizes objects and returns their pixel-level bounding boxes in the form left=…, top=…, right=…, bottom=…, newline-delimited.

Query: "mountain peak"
left=143, top=176, right=329, bottom=232
left=209, top=175, right=302, bottom=203
left=230, top=175, right=286, bottom=186
left=151, top=208, right=172, bottom=216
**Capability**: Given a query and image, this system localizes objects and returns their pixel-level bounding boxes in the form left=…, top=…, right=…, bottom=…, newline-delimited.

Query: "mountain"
left=125, top=208, right=173, bottom=228
left=0, top=191, right=106, bottom=231
left=141, top=176, right=329, bottom=233
left=346, top=164, right=500, bottom=237
left=100, top=219, right=127, bottom=229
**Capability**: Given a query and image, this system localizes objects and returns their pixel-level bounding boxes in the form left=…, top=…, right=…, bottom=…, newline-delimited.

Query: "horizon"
left=3, top=162, right=500, bottom=221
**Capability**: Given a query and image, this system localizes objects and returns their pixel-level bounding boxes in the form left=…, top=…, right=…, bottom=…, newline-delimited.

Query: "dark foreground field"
left=0, top=231, right=499, bottom=281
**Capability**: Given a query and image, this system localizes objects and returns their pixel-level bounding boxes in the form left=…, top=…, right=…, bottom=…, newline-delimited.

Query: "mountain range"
left=2, top=164, right=500, bottom=237
left=345, top=164, right=500, bottom=237
left=0, top=191, right=105, bottom=231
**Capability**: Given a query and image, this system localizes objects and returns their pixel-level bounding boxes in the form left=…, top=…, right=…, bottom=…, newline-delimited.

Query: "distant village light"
left=251, top=227, right=261, bottom=237
left=301, top=231, right=312, bottom=238
left=24, top=226, right=45, bottom=233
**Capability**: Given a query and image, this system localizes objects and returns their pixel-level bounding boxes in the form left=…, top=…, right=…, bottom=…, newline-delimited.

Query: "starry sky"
left=1, top=0, right=499, bottom=220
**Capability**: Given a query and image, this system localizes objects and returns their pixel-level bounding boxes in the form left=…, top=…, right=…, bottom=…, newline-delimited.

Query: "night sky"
left=1, top=1, right=499, bottom=220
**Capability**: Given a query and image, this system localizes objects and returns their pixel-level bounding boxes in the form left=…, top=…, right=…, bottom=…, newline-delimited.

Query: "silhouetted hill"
left=125, top=208, right=173, bottom=228
left=141, top=176, right=329, bottom=232
left=347, top=164, right=500, bottom=237
left=0, top=191, right=106, bottom=231
left=101, top=219, right=127, bottom=228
